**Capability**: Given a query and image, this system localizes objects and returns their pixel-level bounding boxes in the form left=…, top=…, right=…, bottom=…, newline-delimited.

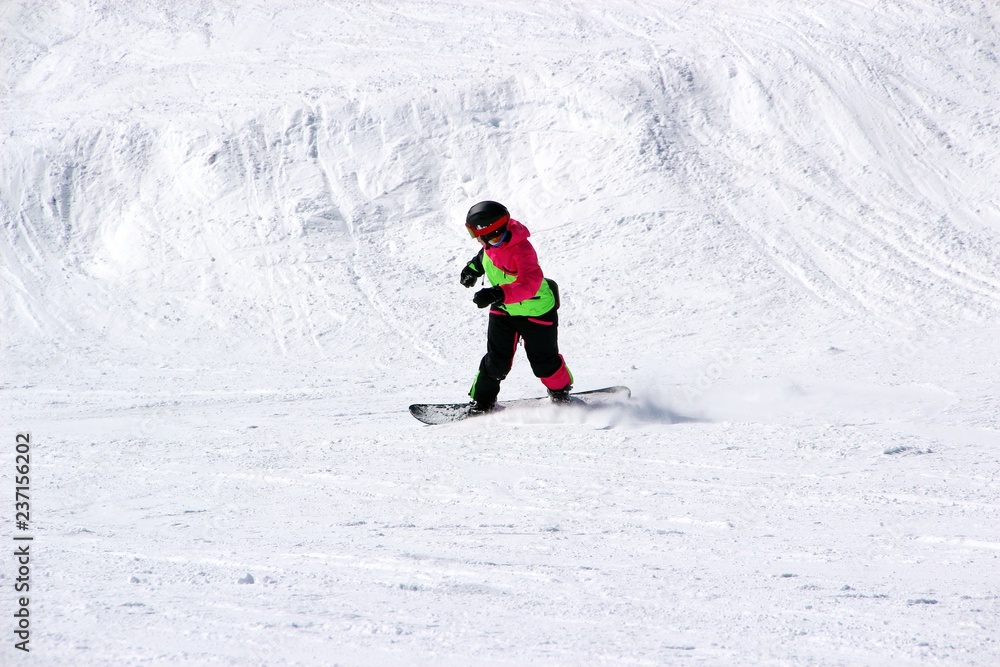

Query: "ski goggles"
left=466, top=214, right=510, bottom=240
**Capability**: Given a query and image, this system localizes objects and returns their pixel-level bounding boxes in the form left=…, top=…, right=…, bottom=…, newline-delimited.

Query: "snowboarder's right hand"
left=460, top=265, right=480, bottom=288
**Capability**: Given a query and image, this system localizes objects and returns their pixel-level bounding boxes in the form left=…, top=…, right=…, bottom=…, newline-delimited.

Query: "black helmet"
left=465, top=201, right=510, bottom=240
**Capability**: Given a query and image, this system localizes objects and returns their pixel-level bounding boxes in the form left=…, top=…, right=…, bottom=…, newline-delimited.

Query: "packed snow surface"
left=3, top=0, right=1000, bottom=664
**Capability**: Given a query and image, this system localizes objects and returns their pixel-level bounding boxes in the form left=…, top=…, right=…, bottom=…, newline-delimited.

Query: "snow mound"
left=4, top=0, right=999, bottom=379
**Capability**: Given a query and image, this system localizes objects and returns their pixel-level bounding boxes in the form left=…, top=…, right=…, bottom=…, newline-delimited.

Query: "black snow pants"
left=470, top=308, right=569, bottom=404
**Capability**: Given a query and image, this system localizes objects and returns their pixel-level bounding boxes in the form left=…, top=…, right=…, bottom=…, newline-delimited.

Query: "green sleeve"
left=467, top=249, right=485, bottom=275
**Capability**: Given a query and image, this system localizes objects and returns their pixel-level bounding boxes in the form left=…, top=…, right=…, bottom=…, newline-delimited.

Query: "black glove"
left=473, top=286, right=504, bottom=308
left=460, top=265, right=480, bottom=288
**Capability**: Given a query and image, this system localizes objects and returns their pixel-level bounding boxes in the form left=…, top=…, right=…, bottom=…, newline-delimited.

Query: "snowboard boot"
left=547, top=385, right=573, bottom=404
left=468, top=398, right=496, bottom=416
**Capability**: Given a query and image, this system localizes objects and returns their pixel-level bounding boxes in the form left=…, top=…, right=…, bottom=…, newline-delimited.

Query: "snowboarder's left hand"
left=473, top=286, right=504, bottom=308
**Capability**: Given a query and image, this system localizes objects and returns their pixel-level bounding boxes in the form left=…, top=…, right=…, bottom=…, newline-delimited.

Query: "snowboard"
left=409, top=386, right=631, bottom=425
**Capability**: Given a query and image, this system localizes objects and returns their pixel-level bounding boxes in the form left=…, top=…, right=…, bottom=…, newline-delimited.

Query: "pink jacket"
left=484, top=220, right=544, bottom=304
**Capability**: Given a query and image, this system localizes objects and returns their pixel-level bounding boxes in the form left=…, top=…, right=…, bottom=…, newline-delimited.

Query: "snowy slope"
left=3, top=0, right=1000, bottom=664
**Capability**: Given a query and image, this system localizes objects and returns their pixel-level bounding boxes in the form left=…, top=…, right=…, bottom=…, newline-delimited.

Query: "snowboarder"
left=459, top=200, right=573, bottom=415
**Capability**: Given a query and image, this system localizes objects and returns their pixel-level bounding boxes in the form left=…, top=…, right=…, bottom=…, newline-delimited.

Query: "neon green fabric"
left=482, top=254, right=556, bottom=316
